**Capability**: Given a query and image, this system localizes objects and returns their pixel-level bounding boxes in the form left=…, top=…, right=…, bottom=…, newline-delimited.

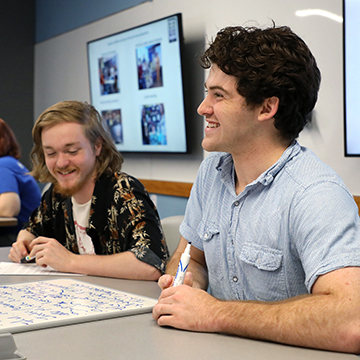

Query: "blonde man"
left=9, top=101, right=168, bottom=279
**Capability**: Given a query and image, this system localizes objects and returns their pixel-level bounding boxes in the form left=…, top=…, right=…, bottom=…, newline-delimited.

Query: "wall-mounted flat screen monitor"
left=344, top=0, right=360, bottom=156
left=87, top=13, right=187, bottom=153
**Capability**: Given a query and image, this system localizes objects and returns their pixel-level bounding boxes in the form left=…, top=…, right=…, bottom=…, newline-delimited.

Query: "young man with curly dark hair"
left=153, top=25, right=360, bottom=353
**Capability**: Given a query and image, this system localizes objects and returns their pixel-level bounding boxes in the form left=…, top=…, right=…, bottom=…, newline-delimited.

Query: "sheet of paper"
left=0, top=262, right=84, bottom=276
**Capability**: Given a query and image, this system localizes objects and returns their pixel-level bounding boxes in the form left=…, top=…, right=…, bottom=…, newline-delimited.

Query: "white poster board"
left=0, top=278, right=157, bottom=333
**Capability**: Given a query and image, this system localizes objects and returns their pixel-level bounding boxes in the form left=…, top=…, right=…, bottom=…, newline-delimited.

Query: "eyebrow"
left=204, top=83, right=231, bottom=96
left=42, top=142, right=80, bottom=150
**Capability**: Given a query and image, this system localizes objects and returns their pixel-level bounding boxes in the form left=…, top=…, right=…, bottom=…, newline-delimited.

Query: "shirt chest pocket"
left=239, top=243, right=288, bottom=301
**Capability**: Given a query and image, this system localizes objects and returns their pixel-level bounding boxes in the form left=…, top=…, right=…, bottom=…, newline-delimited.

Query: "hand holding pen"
left=157, top=242, right=193, bottom=290
left=21, top=237, right=74, bottom=271
left=9, top=232, right=74, bottom=272
left=153, top=241, right=218, bottom=332
left=8, top=230, right=36, bottom=263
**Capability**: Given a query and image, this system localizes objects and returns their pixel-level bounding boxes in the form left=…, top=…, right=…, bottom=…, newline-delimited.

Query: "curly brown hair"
left=30, top=101, right=123, bottom=183
left=200, top=25, right=321, bottom=141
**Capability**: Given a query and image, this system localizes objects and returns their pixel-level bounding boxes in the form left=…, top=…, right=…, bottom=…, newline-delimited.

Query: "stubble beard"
left=53, top=180, right=83, bottom=198
left=53, top=168, right=96, bottom=198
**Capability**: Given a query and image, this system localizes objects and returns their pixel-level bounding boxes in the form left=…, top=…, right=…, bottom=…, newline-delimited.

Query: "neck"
left=233, top=138, right=291, bottom=195
left=72, top=183, right=95, bottom=204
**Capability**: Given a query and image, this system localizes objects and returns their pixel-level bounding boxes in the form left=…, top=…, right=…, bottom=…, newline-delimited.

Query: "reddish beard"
left=53, top=168, right=96, bottom=198
left=53, top=180, right=84, bottom=197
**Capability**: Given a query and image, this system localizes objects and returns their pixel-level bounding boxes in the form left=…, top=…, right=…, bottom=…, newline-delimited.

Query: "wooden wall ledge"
left=139, top=179, right=192, bottom=198
left=139, top=179, right=360, bottom=215
left=354, top=196, right=360, bottom=214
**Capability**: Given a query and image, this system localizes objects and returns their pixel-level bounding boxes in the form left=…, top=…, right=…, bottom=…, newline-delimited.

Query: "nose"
left=56, top=152, right=70, bottom=169
left=197, top=94, right=213, bottom=117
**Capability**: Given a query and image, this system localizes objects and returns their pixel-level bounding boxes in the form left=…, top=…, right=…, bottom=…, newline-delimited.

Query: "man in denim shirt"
left=153, top=24, right=360, bottom=354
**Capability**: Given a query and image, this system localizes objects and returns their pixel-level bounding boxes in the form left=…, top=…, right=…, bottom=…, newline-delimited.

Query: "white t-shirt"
left=72, top=197, right=95, bottom=255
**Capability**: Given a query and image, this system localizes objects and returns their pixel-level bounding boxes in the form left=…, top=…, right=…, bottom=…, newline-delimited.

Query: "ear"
left=258, top=96, right=279, bottom=121
left=94, top=138, right=103, bottom=156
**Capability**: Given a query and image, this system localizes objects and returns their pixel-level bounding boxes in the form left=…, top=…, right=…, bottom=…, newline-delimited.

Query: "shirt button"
left=234, top=201, right=240, bottom=206
left=233, top=276, right=238, bottom=282
left=204, top=233, right=208, bottom=239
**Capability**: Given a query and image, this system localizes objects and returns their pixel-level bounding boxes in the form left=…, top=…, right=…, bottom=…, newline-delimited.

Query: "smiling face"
left=41, top=122, right=102, bottom=203
left=197, top=64, right=262, bottom=156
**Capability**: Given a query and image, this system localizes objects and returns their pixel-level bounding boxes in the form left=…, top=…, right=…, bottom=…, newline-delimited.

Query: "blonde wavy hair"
left=30, top=100, right=123, bottom=183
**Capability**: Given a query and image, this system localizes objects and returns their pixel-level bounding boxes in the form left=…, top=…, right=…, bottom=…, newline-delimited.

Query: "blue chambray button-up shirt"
left=180, top=141, right=360, bottom=301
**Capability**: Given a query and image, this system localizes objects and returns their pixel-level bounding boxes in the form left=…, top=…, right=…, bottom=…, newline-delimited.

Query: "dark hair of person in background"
left=0, top=118, right=21, bottom=159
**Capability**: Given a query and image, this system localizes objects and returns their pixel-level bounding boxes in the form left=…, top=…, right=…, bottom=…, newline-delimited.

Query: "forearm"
left=156, top=260, right=360, bottom=354
left=212, top=292, right=360, bottom=353
left=67, top=251, right=161, bottom=280
left=0, top=192, right=21, bottom=217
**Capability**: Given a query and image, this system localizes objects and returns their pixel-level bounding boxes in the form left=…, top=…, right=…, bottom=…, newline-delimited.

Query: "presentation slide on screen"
left=345, top=0, right=360, bottom=155
left=87, top=15, right=187, bottom=153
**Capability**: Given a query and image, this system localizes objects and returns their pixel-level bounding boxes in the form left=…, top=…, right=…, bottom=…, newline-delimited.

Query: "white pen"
left=173, top=242, right=191, bottom=287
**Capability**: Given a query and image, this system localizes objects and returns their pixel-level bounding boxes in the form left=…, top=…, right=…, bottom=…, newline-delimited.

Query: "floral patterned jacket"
left=25, top=172, right=169, bottom=273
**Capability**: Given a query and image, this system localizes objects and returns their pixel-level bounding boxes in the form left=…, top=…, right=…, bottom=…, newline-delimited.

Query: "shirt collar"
left=257, top=140, right=300, bottom=186
left=216, top=141, right=301, bottom=192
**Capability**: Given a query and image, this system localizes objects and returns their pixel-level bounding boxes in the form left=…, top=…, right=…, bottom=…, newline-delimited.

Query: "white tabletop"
left=0, top=247, right=357, bottom=360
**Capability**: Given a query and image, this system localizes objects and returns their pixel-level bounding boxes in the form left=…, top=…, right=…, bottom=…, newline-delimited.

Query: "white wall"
left=35, top=0, right=360, bottom=194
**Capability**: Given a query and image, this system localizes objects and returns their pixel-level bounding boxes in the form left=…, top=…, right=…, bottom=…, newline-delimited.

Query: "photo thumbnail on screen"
left=137, top=43, right=163, bottom=90
left=141, top=104, right=167, bottom=145
left=99, top=54, right=119, bottom=95
left=102, top=109, right=123, bottom=144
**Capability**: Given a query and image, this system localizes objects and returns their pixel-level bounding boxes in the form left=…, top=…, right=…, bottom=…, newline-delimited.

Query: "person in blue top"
left=152, top=24, right=360, bottom=354
left=0, top=118, right=41, bottom=246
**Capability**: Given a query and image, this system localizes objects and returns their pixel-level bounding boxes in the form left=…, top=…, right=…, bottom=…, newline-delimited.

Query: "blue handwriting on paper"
left=0, top=279, right=155, bottom=332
